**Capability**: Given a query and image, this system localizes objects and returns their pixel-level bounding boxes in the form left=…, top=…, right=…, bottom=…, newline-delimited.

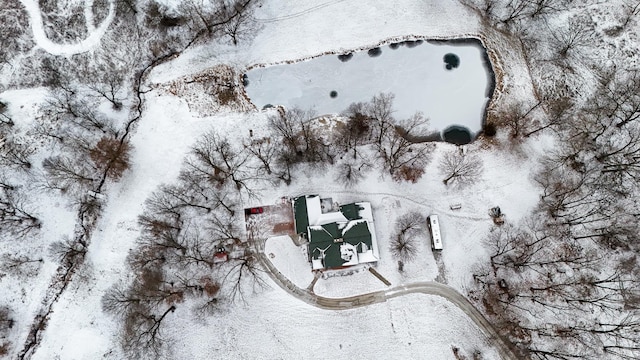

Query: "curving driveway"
left=253, top=240, right=523, bottom=360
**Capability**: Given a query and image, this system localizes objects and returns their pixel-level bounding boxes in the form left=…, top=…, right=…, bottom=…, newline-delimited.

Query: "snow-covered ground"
left=168, top=284, right=502, bottom=360
left=264, top=235, right=314, bottom=288
left=245, top=41, right=490, bottom=134
left=1, top=0, right=550, bottom=359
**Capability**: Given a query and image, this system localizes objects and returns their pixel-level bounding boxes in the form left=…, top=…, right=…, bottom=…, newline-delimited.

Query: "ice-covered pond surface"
left=244, top=39, right=495, bottom=141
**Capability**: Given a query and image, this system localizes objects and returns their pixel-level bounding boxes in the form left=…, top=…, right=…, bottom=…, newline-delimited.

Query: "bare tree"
left=338, top=102, right=372, bottom=159
left=244, top=137, right=277, bottom=175
left=336, top=159, right=371, bottom=187
left=49, top=236, right=88, bottom=268
left=549, top=15, right=595, bottom=59
left=219, top=252, right=267, bottom=303
left=0, top=0, right=33, bottom=66
left=462, top=0, right=566, bottom=30
left=0, top=138, right=34, bottom=171
left=0, top=305, right=13, bottom=356
left=368, top=93, right=395, bottom=148
left=377, top=113, right=433, bottom=181
left=0, top=186, right=40, bottom=237
left=0, top=253, right=43, bottom=277
left=177, top=0, right=260, bottom=45
left=187, top=130, right=259, bottom=195
left=86, top=74, right=126, bottom=110
left=89, top=137, right=132, bottom=180
left=591, top=69, right=640, bottom=129
left=389, top=211, right=424, bottom=267
left=439, top=150, right=483, bottom=187
left=42, top=155, right=98, bottom=193
left=611, top=0, right=640, bottom=34
left=43, top=87, right=115, bottom=136
left=114, top=268, right=180, bottom=359
left=220, top=0, right=260, bottom=45
left=495, top=101, right=542, bottom=139
left=0, top=107, right=12, bottom=127
left=471, top=213, right=640, bottom=360
left=268, top=107, right=329, bottom=164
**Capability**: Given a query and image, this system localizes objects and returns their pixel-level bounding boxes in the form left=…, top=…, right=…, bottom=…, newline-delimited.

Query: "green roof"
left=308, top=220, right=371, bottom=269
left=308, top=227, right=334, bottom=245
left=343, top=221, right=372, bottom=252
left=323, top=245, right=347, bottom=269
left=322, top=223, right=341, bottom=238
left=293, top=196, right=309, bottom=234
left=340, top=203, right=363, bottom=220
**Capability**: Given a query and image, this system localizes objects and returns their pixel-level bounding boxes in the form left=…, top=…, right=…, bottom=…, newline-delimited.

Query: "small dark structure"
left=489, top=206, right=505, bottom=225
left=214, top=247, right=229, bottom=263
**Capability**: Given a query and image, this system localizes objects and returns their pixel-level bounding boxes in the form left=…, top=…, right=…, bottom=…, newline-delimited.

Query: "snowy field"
left=245, top=40, right=492, bottom=135
left=264, top=235, right=314, bottom=288
left=169, top=286, right=502, bottom=360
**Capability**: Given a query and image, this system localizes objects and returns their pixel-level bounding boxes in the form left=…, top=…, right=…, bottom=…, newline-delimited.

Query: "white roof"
left=306, top=195, right=323, bottom=225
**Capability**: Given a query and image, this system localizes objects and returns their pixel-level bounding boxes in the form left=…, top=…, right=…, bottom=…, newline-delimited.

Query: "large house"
left=293, top=195, right=380, bottom=271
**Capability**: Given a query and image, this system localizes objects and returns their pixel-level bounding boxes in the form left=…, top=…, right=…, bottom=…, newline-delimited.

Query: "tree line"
left=465, top=1, right=640, bottom=359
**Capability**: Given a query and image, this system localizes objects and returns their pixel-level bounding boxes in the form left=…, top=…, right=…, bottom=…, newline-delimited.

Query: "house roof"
left=340, top=203, right=364, bottom=221
left=294, top=195, right=379, bottom=270
left=293, top=196, right=310, bottom=234
left=308, top=220, right=373, bottom=269
left=343, top=220, right=372, bottom=250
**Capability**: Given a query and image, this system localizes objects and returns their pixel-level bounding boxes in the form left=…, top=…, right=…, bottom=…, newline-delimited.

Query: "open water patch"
left=443, top=125, right=472, bottom=145
left=444, top=53, right=460, bottom=70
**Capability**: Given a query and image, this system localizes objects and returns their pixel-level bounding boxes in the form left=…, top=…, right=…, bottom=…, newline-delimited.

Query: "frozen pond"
left=244, top=39, right=495, bottom=142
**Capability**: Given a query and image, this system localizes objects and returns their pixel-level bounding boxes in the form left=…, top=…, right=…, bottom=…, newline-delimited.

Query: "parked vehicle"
left=245, top=207, right=264, bottom=215
left=427, top=215, right=443, bottom=250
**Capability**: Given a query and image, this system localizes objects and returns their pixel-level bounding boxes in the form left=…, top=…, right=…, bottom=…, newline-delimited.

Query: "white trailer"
left=427, top=215, right=443, bottom=250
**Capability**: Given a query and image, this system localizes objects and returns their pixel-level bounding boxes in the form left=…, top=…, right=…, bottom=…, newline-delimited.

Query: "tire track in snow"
left=18, top=0, right=115, bottom=55
left=255, top=0, right=349, bottom=23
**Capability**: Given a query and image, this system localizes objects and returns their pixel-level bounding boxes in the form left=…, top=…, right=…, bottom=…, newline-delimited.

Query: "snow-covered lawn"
left=264, top=235, right=314, bottom=288
left=245, top=40, right=491, bottom=134
left=169, top=283, right=501, bottom=360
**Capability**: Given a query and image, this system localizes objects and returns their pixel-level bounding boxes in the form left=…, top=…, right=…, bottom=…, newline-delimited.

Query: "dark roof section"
left=322, top=222, right=341, bottom=239
left=323, top=244, right=347, bottom=269
left=308, top=220, right=372, bottom=270
left=339, top=203, right=364, bottom=221
left=308, top=227, right=334, bottom=245
left=343, top=221, right=372, bottom=252
left=293, top=196, right=310, bottom=234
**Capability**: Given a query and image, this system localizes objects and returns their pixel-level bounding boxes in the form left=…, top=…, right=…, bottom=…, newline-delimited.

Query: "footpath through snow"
left=18, top=0, right=115, bottom=55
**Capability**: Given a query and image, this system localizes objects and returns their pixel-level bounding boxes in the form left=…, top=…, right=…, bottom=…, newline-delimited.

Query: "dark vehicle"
left=245, top=207, right=264, bottom=215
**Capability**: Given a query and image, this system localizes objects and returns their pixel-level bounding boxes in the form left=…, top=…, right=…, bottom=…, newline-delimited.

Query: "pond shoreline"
left=239, top=33, right=503, bottom=145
